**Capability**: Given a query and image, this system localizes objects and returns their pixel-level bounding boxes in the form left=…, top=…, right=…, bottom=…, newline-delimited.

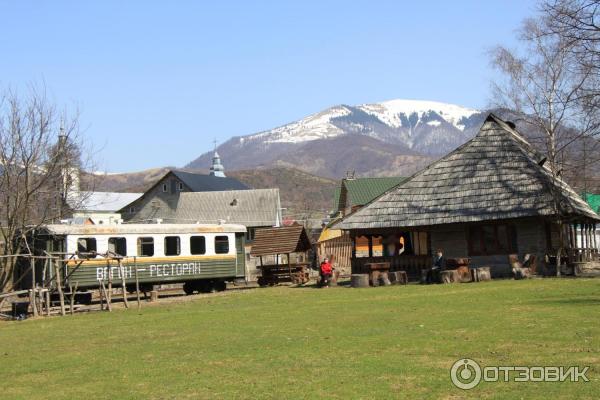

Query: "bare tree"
left=542, top=0, right=600, bottom=76
left=0, top=86, right=91, bottom=294
left=490, top=17, right=599, bottom=275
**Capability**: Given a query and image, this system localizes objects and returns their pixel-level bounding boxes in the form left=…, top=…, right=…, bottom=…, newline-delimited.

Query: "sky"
left=0, top=0, right=537, bottom=172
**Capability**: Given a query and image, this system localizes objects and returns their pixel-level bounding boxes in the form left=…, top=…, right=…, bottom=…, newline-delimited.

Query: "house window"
left=137, top=237, right=154, bottom=257
left=129, top=206, right=136, bottom=213
left=108, top=237, right=127, bottom=257
left=164, top=236, right=180, bottom=256
left=215, top=236, right=229, bottom=254
left=354, top=236, right=370, bottom=258
left=162, top=183, right=168, bottom=192
left=77, top=238, right=97, bottom=258
left=178, top=182, right=184, bottom=191
left=190, top=236, right=206, bottom=255
left=468, top=224, right=517, bottom=256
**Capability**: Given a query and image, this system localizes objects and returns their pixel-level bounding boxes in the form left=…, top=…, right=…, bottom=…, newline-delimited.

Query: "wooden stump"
left=351, top=274, right=370, bottom=288
left=330, top=270, right=340, bottom=286
left=455, top=266, right=472, bottom=283
left=513, top=267, right=532, bottom=280
left=371, top=270, right=381, bottom=287
left=396, top=271, right=408, bottom=285
left=440, top=270, right=459, bottom=284
left=471, top=267, right=492, bottom=282
left=379, top=272, right=391, bottom=286
left=149, top=290, right=159, bottom=302
left=420, top=269, right=428, bottom=284
left=389, top=271, right=401, bottom=285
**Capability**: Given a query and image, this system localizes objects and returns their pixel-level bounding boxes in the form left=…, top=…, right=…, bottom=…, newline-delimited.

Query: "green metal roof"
left=583, top=193, right=600, bottom=214
left=333, top=177, right=406, bottom=212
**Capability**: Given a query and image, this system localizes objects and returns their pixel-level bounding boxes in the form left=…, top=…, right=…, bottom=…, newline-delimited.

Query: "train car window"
left=137, top=237, right=154, bottom=257
left=190, top=236, right=206, bottom=255
left=108, top=237, right=127, bottom=257
left=77, top=238, right=97, bottom=258
left=215, top=236, right=229, bottom=254
left=164, top=236, right=180, bottom=256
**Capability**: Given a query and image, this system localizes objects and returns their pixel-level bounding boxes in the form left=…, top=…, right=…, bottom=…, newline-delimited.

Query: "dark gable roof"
left=250, top=225, right=312, bottom=256
left=171, top=170, right=248, bottom=191
left=337, top=114, right=599, bottom=230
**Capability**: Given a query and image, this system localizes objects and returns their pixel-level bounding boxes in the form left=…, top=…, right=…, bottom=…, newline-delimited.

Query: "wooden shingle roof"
left=250, top=225, right=312, bottom=256
left=337, top=114, right=599, bottom=230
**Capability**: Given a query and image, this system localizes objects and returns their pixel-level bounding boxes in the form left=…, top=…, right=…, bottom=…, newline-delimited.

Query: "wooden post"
left=54, top=259, right=66, bottom=316
left=99, top=279, right=111, bottom=312
left=30, top=256, right=38, bottom=317
left=368, top=236, right=373, bottom=258
left=107, top=260, right=113, bottom=305
left=45, top=289, right=51, bottom=317
left=119, top=259, right=129, bottom=309
left=29, top=289, right=38, bottom=317
left=69, top=282, right=79, bottom=315
left=134, top=259, right=141, bottom=310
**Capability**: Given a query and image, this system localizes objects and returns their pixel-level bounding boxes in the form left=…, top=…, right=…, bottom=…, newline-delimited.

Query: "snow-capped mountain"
left=186, top=99, right=488, bottom=178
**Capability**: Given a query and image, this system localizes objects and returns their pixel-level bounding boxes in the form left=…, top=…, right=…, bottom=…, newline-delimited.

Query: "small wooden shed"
left=250, top=225, right=313, bottom=286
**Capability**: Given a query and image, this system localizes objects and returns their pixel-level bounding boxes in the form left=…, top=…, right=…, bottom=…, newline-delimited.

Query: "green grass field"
left=1, top=279, right=599, bottom=399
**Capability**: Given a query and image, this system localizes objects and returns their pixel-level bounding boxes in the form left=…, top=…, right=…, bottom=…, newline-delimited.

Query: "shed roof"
left=68, top=191, right=143, bottom=212
left=337, top=114, right=599, bottom=230
left=171, top=170, right=248, bottom=191
left=584, top=193, right=600, bottom=214
left=335, top=177, right=406, bottom=211
left=250, top=225, right=312, bottom=256
left=154, top=188, right=281, bottom=228
left=345, top=177, right=407, bottom=206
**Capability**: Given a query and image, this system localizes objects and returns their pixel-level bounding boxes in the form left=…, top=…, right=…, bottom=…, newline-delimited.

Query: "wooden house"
left=121, top=169, right=248, bottom=222
left=318, top=176, right=406, bottom=275
left=335, top=114, right=600, bottom=279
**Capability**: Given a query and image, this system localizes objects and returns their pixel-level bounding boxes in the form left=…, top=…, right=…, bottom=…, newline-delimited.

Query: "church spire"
left=209, top=139, right=226, bottom=177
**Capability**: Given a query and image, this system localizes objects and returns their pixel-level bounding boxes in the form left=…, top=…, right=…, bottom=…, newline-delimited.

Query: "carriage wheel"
left=183, top=282, right=195, bottom=295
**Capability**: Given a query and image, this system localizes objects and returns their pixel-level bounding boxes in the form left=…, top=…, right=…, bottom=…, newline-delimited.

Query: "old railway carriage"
left=21, top=223, right=247, bottom=294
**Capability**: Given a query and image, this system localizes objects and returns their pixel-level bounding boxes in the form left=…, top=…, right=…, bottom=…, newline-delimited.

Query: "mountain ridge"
left=186, top=98, right=489, bottom=178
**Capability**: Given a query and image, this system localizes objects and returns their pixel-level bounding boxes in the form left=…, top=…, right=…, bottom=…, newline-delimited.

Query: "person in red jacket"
left=319, top=257, right=333, bottom=287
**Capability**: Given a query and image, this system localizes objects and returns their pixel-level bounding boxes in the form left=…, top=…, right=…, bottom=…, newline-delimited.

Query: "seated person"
left=426, top=249, right=445, bottom=283
left=319, top=257, right=333, bottom=287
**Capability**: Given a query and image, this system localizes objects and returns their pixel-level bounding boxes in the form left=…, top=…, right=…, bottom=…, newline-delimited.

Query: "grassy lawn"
left=1, top=279, right=599, bottom=399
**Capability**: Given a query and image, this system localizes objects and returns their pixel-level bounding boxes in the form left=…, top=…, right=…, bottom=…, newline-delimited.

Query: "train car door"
left=235, top=233, right=245, bottom=278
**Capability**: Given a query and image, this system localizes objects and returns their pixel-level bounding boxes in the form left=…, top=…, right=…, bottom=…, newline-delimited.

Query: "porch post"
left=368, top=236, right=373, bottom=258
left=569, top=224, right=575, bottom=249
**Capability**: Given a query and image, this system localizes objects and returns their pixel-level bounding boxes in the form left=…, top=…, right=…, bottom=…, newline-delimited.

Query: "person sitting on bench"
left=319, top=257, right=333, bottom=288
left=427, top=249, right=446, bottom=283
